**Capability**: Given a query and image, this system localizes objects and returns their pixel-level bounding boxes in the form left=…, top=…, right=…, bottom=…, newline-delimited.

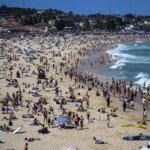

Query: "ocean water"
left=92, top=41, right=150, bottom=87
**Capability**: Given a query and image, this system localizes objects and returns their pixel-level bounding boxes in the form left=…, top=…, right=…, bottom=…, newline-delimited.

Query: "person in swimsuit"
left=47, top=113, right=51, bottom=128
left=25, top=137, right=41, bottom=142
left=80, top=115, right=84, bottom=130
left=86, top=111, right=90, bottom=123
left=42, top=108, right=48, bottom=124
left=24, top=143, right=28, bottom=150
left=107, top=114, right=110, bottom=128
left=74, top=115, right=78, bottom=130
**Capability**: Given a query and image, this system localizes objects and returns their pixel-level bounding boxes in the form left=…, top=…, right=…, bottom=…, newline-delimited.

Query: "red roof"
left=24, top=26, right=37, bottom=30
left=0, top=21, right=19, bottom=25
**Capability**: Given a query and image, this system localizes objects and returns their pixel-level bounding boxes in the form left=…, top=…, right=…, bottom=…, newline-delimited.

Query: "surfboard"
left=121, top=124, right=146, bottom=128
left=13, top=126, right=23, bottom=134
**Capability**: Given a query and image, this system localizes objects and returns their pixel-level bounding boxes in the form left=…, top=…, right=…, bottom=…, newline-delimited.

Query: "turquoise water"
left=92, top=41, right=150, bottom=87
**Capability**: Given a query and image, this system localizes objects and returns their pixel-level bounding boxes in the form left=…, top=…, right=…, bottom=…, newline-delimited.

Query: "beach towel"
left=0, top=130, right=6, bottom=134
left=51, top=115, right=59, bottom=119
left=29, top=123, right=40, bottom=126
left=22, top=119, right=34, bottom=122
left=29, top=92, right=35, bottom=94
left=0, top=102, right=7, bottom=105
left=26, top=96, right=29, bottom=101
left=32, top=95, right=42, bottom=97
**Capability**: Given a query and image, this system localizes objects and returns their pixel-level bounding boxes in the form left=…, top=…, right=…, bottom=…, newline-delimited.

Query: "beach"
left=0, top=33, right=150, bottom=150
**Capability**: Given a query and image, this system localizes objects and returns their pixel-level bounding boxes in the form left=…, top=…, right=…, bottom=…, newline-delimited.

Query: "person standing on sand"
left=123, top=100, right=127, bottom=112
left=86, top=99, right=89, bottom=108
left=24, top=143, right=28, bottom=150
left=80, top=115, right=84, bottom=130
left=106, top=95, right=110, bottom=107
left=86, top=111, right=90, bottom=123
left=47, top=113, right=51, bottom=128
left=142, top=97, right=146, bottom=110
left=107, top=114, right=110, bottom=128
left=42, top=108, right=48, bottom=124
left=143, top=108, right=147, bottom=121
left=74, top=115, right=78, bottom=130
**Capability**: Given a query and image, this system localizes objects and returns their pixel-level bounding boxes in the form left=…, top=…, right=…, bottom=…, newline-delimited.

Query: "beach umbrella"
left=61, top=145, right=80, bottom=150
left=56, top=116, right=70, bottom=123
left=4, top=76, right=12, bottom=80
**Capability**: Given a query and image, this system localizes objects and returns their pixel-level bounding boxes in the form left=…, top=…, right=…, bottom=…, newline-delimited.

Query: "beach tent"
left=61, top=145, right=80, bottom=150
left=56, top=116, right=70, bottom=123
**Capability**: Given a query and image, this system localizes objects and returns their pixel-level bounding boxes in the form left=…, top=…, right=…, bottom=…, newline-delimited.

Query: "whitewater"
left=92, top=41, right=150, bottom=87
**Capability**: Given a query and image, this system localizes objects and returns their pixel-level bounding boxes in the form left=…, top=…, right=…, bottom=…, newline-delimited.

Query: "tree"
left=28, top=17, right=33, bottom=25
left=106, top=19, right=116, bottom=31
left=125, top=14, right=133, bottom=18
left=94, top=20, right=103, bottom=30
left=33, top=17, right=38, bottom=25
left=116, top=17, right=123, bottom=25
left=136, top=16, right=141, bottom=22
left=83, top=19, right=90, bottom=31
left=55, top=20, right=64, bottom=31
left=24, top=17, right=29, bottom=25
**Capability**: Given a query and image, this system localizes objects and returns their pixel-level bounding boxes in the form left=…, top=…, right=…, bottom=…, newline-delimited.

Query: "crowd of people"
left=0, top=33, right=149, bottom=150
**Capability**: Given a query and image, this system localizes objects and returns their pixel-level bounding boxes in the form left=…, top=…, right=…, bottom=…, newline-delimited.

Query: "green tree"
left=28, top=17, right=33, bottom=25
left=33, top=17, right=38, bottom=24
left=83, top=19, right=90, bottom=31
left=106, top=19, right=116, bottom=31
left=116, top=17, right=123, bottom=25
left=125, top=14, right=133, bottom=18
left=24, top=17, right=29, bottom=25
left=94, top=20, right=103, bottom=30
left=55, top=20, right=64, bottom=31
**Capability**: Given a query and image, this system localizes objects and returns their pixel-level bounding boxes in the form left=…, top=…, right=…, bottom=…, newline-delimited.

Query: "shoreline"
left=76, top=38, right=150, bottom=120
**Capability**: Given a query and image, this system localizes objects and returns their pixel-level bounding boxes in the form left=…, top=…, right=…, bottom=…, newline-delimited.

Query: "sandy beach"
left=0, top=33, right=150, bottom=150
